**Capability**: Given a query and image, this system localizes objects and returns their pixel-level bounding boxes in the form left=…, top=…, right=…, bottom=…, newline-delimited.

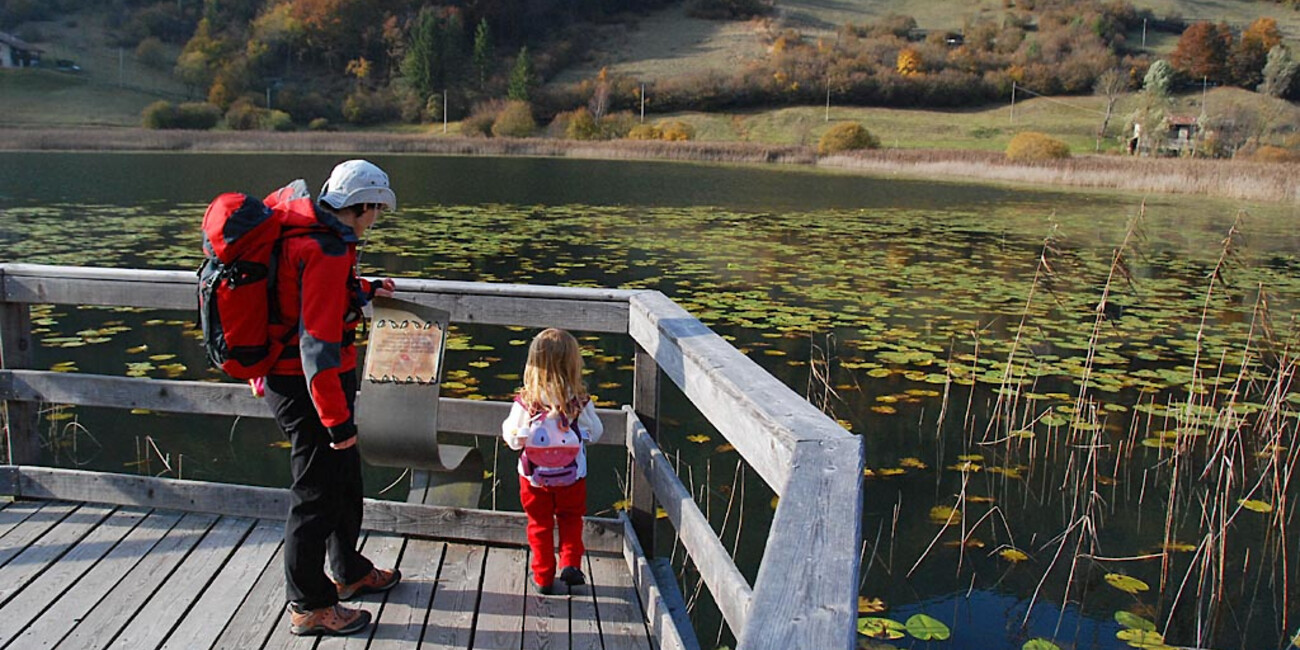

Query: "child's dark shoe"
left=559, top=566, right=586, bottom=586
left=531, top=579, right=555, bottom=595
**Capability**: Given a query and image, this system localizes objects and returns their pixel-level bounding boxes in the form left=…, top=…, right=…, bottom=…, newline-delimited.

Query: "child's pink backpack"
left=521, top=409, right=585, bottom=487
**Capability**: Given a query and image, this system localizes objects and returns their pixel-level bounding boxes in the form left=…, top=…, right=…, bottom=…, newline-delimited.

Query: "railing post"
left=0, top=269, right=39, bottom=465
left=630, top=344, right=659, bottom=556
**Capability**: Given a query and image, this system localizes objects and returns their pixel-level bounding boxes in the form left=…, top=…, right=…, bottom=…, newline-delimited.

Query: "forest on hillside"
left=2, top=0, right=1298, bottom=144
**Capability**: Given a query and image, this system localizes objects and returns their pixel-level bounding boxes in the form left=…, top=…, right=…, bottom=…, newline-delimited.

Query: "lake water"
left=1, top=152, right=1297, bottom=649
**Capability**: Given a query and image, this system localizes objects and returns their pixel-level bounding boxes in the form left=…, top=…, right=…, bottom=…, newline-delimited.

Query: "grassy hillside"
left=561, top=0, right=1300, bottom=85
left=0, top=11, right=188, bottom=127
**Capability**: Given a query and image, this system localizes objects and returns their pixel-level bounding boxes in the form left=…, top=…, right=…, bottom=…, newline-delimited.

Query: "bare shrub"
left=491, top=100, right=536, bottom=138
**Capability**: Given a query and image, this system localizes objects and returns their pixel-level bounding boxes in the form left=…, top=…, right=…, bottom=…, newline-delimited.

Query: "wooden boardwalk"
left=0, top=498, right=653, bottom=650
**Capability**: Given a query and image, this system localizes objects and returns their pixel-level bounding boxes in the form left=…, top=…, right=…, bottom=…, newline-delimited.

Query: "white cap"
left=319, top=159, right=397, bottom=211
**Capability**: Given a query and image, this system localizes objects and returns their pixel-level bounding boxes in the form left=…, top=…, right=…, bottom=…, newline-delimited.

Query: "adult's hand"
left=375, top=278, right=396, bottom=298
left=330, top=437, right=358, bottom=450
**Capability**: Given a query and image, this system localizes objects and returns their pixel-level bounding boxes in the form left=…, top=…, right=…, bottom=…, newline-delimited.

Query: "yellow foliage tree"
left=897, top=48, right=922, bottom=76
left=1005, top=132, right=1071, bottom=161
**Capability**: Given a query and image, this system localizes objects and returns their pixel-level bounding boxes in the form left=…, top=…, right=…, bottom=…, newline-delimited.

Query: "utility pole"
left=443, top=90, right=448, bottom=134
left=1010, top=81, right=1016, bottom=124
left=118, top=47, right=124, bottom=88
left=825, top=70, right=831, bottom=122
left=640, top=83, right=645, bottom=123
left=1142, top=19, right=1147, bottom=49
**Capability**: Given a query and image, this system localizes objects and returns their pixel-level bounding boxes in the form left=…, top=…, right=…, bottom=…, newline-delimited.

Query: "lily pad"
left=1116, top=628, right=1167, bottom=648
left=1114, top=610, right=1156, bottom=631
left=1023, top=639, right=1061, bottom=650
left=1105, top=573, right=1150, bottom=594
left=999, top=548, right=1029, bottom=562
left=905, top=613, right=950, bottom=641
left=856, top=617, right=905, bottom=640
left=1239, top=499, right=1273, bottom=513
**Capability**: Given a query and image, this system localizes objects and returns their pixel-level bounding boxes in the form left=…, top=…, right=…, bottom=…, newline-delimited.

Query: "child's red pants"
left=518, top=475, right=586, bottom=586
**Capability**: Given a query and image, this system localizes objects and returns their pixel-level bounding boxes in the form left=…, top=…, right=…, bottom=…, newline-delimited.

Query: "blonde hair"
left=520, top=328, right=588, bottom=419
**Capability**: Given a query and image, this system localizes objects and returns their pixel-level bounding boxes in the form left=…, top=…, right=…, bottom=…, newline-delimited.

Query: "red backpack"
left=197, top=193, right=292, bottom=379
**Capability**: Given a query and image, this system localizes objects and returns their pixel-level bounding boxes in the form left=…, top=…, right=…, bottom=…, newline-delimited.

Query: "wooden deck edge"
left=621, top=514, right=702, bottom=650
left=0, top=465, right=623, bottom=553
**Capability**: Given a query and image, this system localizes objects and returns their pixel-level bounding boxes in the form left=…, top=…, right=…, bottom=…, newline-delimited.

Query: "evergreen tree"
left=473, top=19, right=493, bottom=89
left=508, top=46, right=532, bottom=101
left=401, top=7, right=441, bottom=102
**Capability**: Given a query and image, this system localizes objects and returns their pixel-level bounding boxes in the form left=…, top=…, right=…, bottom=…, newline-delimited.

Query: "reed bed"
left=912, top=208, right=1300, bottom=647
left=821, top=149, right=1300, bottom=204
left=3, top=128, right=1296, bottom=203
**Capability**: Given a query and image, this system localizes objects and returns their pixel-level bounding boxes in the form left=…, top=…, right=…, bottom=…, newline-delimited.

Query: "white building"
left=0, top=32, right=42, bottom=69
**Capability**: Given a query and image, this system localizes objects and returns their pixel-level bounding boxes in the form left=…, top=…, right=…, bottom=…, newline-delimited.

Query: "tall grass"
left=3, top=128, right=1298, bottom=203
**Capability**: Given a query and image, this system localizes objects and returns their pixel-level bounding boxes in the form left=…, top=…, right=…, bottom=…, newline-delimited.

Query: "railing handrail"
left=0, top=263, right=862, bottom=650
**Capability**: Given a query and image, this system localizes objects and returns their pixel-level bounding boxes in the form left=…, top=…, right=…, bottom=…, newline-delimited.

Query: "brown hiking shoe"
left=336, top=566, right=401, bottom=601
left=287, top=602, right=371, bottom=636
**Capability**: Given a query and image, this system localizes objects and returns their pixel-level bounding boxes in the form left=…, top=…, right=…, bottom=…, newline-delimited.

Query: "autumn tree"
left=1230, top=17, right=1282, bottom=89
left=896, top=47, right=922, bottom=76
left=1169, top=21, right=1232, bottom=84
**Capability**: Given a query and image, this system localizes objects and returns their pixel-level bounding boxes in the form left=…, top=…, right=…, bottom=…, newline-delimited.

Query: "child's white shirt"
left=502, top=399, right=604, bottom=483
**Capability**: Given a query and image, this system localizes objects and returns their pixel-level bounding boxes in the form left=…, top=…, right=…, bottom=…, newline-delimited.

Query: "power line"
left=1011, top=83, right=1111, bottom=118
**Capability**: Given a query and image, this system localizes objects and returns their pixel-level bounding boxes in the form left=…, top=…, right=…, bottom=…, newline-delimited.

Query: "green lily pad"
left=1114, top=610, right=1156, bottom=632
left=1023, top=640, right=1062, bottom=650
left=905, top=613, right=950, bottom=640
left=856, top=616, right=905, bottom=640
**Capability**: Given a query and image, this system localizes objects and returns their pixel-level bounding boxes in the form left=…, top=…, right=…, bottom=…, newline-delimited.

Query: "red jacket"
left=263, top=180, right=377, bottom=443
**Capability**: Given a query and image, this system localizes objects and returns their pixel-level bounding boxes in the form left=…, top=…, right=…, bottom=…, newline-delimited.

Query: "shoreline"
left=2, top=127, right=1295, bottom=204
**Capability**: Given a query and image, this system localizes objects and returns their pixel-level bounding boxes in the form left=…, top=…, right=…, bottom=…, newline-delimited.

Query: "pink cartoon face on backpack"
left=522, top=415, right=582, bottom=487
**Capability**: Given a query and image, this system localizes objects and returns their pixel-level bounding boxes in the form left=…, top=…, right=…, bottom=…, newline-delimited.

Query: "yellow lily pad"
left=1105, top=573, right=1150, bottom=594
left=1239, top=499, right=1273, bottom=513
left=1000, top=548, right=1029, bottom=562
left=856, top=617, right=905, bottom=640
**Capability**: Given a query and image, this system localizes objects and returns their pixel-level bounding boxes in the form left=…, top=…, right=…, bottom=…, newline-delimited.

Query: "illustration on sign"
left=364, top=316, right=445, bottom=385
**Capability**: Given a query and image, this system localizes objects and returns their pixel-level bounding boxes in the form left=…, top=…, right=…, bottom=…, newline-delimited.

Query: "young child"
left=502, top=328, right=604, bottom=594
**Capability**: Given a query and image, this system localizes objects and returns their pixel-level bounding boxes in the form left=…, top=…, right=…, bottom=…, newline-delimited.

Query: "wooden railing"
left=0, top=263, right=863, bottom=650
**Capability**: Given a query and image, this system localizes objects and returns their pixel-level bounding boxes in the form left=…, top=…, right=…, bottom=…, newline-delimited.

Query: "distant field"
left=654, top=86, right=1299, bottom=153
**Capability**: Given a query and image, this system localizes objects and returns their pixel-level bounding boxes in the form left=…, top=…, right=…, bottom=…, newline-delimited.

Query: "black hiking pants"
left=265, top=371, right=373, bottom=610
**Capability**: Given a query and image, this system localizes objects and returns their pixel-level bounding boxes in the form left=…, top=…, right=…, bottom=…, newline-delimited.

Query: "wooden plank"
left=571, top=552, right=603, bottom=650
left=210, top=542, right=285, bottom=650
left=472, top=546, right=527, bottom=650
left=0, top=371, right=628, bottom=446
left=326, top=532, right=406, bottom=650
left=628, top=292, right=798, bottom=492
left=420, top=543, right=484, bottom=650
left=367, top=537, right=444, bottom=650
left=628, top=418, right=751, bottom=634
left=55, top=510, right=218, bottom=649
left=521, top=553, right=567, bottom=650
left=622, top=517, right=699, bottom=650
left=107, top=514, right=257, bottom=649
left=0, top=499, right=43, bottom=538
left=0, top=501, right=78, bottom=569
left=0, top=291, right=39, bottom=465
left=9, top=466, right=627, bottom=552
left=742, top=438, right=862, bottom=650
left=0, top=264, right=638, bottom=333
left=13, top=466, right=291, bottom=522
left=629, top=348, right=660, bottom=554
left=0, top=503, right=114, bottom=606
left=10, top=508, right=183, bottom=650
left=0, top=507, right=148, bottom=646
left=161, top=518, right=282, bottom=649
left=588, top=551, right=652, bottom=650
left=0, top=370, right=272, bottom=419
